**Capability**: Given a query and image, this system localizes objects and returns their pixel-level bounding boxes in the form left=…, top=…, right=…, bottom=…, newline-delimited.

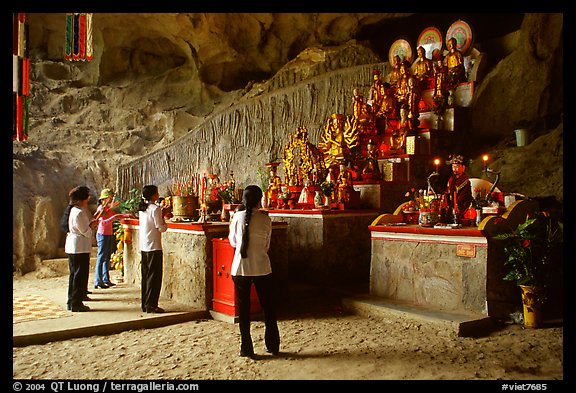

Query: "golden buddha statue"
left=412, top=46, right=433, bottom=88
left=443, top=37, right=466, bottom=89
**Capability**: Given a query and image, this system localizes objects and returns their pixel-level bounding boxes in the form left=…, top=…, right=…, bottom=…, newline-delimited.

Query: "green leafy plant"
left=257, top=167, right=269, bottom=192
left=115, top=188, right=141, bottom=215
left=111, top=188, right=140, bottom=238
left=216, top=182, right=237, bottom=204
left=493, top=210, right=563, bottom=288
left=320, top=180, right=335, bottom=197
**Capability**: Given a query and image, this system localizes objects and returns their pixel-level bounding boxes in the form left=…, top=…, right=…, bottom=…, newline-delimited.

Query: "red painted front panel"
left=212, top=238, right=261, bottom=316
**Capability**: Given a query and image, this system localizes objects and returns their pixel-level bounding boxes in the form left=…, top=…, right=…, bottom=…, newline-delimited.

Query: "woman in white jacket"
left=228, top=185, right=280, bottom=357
left=138, top=185, right=168, bottom=314
left=65, top=186, right=97, bottom=312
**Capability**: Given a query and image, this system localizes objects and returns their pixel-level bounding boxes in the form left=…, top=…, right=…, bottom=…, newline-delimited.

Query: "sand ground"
left=12, top=273, right=564, bottom=383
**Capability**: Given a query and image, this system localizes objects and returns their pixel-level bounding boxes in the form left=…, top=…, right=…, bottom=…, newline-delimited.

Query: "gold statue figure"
left=362, top=139, right=381, bottom=180
left=411, top=46, right=433, bottom=88
left=266, top=163, right=282, bottom=207
left=336, top=163, right=353, bottom=204
left=368, top=69, right=385, bottom=115
left=386, top=55, right=402, bottom=86
left=352, top=87, right=376, bottom=135
left=443, top=37, right=466, bottom=89
left=282, top=126, right=325, bottom=187
left=318, top=114, right=359, bottom=169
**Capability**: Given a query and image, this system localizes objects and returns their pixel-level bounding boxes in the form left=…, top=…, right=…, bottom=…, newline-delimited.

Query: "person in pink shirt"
left=93, top=188, right=132, bottom=289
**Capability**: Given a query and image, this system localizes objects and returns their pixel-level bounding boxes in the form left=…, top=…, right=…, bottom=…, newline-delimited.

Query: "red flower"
left=521, top=239, right=531, bottom=248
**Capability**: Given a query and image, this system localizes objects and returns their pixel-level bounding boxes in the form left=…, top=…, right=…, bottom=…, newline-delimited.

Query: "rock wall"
left=115, top=62, right=389, bottom=196
left=12, top=13, right=563, bottom=275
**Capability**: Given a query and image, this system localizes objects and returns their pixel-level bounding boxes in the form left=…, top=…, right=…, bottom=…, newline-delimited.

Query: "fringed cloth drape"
left=65, top=13, right=93, bottom=61
left=13, top=13, right=29, bottom=142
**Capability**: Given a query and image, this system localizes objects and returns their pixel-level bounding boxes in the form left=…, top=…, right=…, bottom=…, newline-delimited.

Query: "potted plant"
left=319, top=180, right=335, bottom=207
left=493, top=210, right=563, bottom=328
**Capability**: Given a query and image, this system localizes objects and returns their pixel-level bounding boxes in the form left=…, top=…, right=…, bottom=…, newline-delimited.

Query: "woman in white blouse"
left=228, top=185, right=280, bottom=358
left=65, top=186, right=97, bottom=312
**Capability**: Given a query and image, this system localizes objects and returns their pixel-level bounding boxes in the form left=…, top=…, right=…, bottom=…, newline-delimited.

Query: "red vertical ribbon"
left=13, top=13, right=29, bottom=141
left=78, top=13, right=86, bottom=60
left=16, top=94, right=23, bottom=141
left=22, top=58, right=29, bottom=96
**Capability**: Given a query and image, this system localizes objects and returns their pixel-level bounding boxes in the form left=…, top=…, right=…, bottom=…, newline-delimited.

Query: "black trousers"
left=141, top=250, right=163, bottom=311
left=67, top=253, right=90, bottom=308
left=232, top=274, right=280, bottom=354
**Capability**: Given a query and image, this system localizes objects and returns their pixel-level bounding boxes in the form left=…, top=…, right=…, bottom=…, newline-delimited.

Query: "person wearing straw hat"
left=93, top=188, right=132, bottom=289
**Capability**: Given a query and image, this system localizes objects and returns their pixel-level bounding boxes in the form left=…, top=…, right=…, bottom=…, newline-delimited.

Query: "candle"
left=434, top=158, right=440, bottom=173
left=201, top=172, right=207, bottom=202
left=482, top=154, right=489, bottom=171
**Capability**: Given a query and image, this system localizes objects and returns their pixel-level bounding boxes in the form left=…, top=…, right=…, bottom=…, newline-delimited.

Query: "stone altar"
left=268, top=209, right=379, bottom=287
left=121, top=219, right=288, bottom=310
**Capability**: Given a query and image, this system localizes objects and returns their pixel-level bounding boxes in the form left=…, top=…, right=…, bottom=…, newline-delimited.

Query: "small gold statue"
left=386, top=55, right=402, bottom=86
left=406, top=76, right=421, bottom=131
left=443, top=37, right=466, bottom=89
left=368, top=69, right=385, bottom=115
left=266, top=163, right=282, bottom=208
left=362, top=139, right=381, bottom=180
left=394, top=60, right=412, bottom=111
left=411, top=46, right=433, bottom=88
left=336, top=163, right=353, bottom=204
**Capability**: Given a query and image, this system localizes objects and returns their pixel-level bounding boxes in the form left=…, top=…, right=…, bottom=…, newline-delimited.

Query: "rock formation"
left=12, top=13, right=563, bottom=275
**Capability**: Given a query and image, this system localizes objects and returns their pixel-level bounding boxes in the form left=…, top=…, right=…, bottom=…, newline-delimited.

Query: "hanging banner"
left=66, top=13, right=93, bottom=62
left=13, top=13, right=29, bottom=142
left=86, top=13, right=93, bottom=61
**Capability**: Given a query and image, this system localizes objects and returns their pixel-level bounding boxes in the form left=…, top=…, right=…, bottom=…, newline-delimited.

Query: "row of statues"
left=265, top=37, right=470, bottom=209
left=266, top=160, right=357, bottom=208
left=357, top=37, right=467, bottom=142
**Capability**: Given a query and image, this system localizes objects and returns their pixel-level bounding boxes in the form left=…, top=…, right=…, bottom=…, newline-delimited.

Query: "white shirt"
left=65, top=206, right=93, bottom=254
left=228, top=209, right=272, bottom=276
left=139, top=203, right=167, bottom=252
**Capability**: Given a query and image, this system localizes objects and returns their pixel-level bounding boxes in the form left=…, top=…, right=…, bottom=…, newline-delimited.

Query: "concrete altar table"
left=268, top=209, right=380, bottom=287
left=365, top=199, right=542, bottom=320
left=121, top=219, right=288, bottom=310
left=368, top=224, right=492, bottom=316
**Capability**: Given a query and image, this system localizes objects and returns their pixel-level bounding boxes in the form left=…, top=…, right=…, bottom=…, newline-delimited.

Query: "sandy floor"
left=12, top=274, right=564, bottom=382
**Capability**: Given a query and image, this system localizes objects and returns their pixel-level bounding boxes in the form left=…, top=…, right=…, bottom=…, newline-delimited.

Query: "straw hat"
left=99, top=188, right=115, bottom=200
